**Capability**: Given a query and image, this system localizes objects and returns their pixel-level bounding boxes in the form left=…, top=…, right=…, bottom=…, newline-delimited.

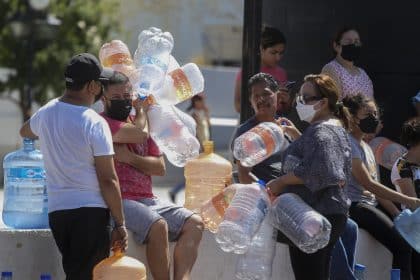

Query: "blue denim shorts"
left=123, top=198, right=194, bottom=244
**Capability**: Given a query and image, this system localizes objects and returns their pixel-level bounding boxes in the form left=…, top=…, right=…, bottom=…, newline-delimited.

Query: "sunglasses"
left=296, top=94, right=323, bottom=105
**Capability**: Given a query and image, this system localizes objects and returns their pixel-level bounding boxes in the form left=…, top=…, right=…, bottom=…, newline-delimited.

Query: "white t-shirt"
left=30, top=98, right=114, bottom=212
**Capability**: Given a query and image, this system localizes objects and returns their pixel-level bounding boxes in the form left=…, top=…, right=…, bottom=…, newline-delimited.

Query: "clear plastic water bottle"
left=0, top=272, right=12, bottom=280
left=200, top=184, right=238, bottom=233
left=233, top=122, right=288, bottom=167
left=171, top=105, right=196, bottom=136
left=133, top=27, right=174, bottom=98
left=215, top=180, right=270, bottom=254
left=153, top=63, right=205, bottom=105
left=394, top=208, right=420, bottom=253
left=40, top=274, right=51, bottom=280
left=235, top=216, right=276, bottom=280
left=354, top=264, right=366, bottom=280
left=369, top=137, right=407, bottom=170
left=2, top=138, right=49, bottom=229
left=147, top=102, right=200, bottom=167
left=270, top=193, right=331, bottom=254
left=390, top=269, right=400, bottom=280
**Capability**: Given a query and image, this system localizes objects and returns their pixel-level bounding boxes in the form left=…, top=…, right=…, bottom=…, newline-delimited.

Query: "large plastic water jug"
left=184, top=141, right=232, bottom=211
left=233, top=122, right=288, bottom=167
left=215, top=181, right=270, bottom=254
left=235, top=216, right=276, bottom=280
left=270, top=193, right=331, bottom=253
left=394, top=208, right=420, bottom=253
left=93, top=250, right=146, bottom=280
left=369, top=137, right=407, bottom=170
left=200, top=184, right=239, bottom=233
left=2, top=138, right=49, bottom=229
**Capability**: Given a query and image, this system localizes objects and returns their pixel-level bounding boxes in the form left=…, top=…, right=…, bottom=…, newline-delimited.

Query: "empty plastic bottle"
left=99, top=40, right=136, bottom=77
left=133, top=27, right=174, bottom=98
left=153, top=63, right=204, bottom=105
left=235, top=216, right=276, bottom=280
left=369, top=137, right=407, bottom=170
left=233, top=122, right=288, bottom=167
left=354, top=264, right=366, bottom=280
left=390, top=269, right=400, bottom=280
left=93, top=250, right=146, bottom=280
left=0, top=272, right=12, bottom=280
left=394, top=208, right=420, bottom=253
left=171, top=105, right=196, bottom=136
left=270, top=193, right=331, bottom=254
left=40, top=274, right=51, bottom=280
left=184, top=141, right=233, bottom=212
left=147, top=101, right=200, bottom=167
left=215, top=180, right=270, bottom=254
left=2, top=138, right=49, bottom=229
left=200, top=184, right=239, bottom=233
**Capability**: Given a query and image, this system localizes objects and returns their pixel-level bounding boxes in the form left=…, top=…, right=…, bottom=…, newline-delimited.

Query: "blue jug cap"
left=391, top=268, right=400, bottom=277
left=257, top=179, right=266, bottom=187
left=40, top=274, right=51, bottom=280
left=355, top=264, right=366, bottom=271
left=1, top=272, right=12, bottom=277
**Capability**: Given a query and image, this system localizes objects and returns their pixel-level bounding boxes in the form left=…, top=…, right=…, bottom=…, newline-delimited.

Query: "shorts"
left=123, top=198, right=194, bottom=244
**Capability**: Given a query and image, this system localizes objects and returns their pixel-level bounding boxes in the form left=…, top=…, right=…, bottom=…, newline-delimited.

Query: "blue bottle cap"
left=1, top=271, right=12, bottom=277
left=257, top=179, right=266, bottom=187
left=40, top=274, right=51, bottom=280
left=391, top=269, right=400, bottom=279
left=355, top=264, right=366, bottom=271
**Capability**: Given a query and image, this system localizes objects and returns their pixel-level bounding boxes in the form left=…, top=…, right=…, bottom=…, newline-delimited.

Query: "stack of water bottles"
left=2, top=138, right=49, bottom=229
left=99, top=27, right=204, bottom=167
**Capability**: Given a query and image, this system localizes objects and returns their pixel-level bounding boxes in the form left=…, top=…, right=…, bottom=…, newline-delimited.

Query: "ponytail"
left=334, top=102, right=351, bottom=129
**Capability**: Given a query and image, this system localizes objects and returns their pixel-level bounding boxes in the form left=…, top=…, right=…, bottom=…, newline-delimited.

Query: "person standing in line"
left=234, top=26, right=288, bottom=113
left=322, top=26, right=374, bottom=100
left=20, top=53, right=127, bottom=280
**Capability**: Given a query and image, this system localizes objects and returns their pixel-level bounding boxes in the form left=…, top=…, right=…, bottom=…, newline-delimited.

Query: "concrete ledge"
left=0, top=228, right=392, bottom=280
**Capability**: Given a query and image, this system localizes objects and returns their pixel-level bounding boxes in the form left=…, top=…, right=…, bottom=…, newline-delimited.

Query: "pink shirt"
left=322, top=60, right=374, bottom=100
left=236, top=65, right=288, bottom=85
left=101, top=114, right=161, bottom=200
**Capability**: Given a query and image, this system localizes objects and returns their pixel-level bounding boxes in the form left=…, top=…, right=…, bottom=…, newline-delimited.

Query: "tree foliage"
left=0, top=0, right=121, bottom=121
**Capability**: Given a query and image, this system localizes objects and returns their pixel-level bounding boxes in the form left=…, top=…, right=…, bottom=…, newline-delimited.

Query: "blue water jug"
left=2, top=138, right=49, bottom=229
left=394, top=208, right=420, bottom=253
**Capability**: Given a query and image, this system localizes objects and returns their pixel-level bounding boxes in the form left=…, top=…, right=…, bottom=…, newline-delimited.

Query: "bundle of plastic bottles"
left=369, top=137, right=407, bottom=170
left=270, top=193, right=331, bottom=254
left=394, top=208, right=420, bottom=253
left=99, top=27, right=205, bottom=167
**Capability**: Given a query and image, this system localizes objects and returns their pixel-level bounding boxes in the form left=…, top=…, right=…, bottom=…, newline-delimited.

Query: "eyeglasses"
left=296, top=94, right=323, bottom=105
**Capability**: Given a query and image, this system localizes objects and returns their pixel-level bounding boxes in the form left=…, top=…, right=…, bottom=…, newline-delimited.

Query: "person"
left=322, top=26, right=374, bottom=100
left=391, top=117, right=420, bottom=279
left=169, top=94, right=211, bottom=203
left=342, top=94, right=420, bottom=280
left=412, top=91, right=420, bottom=117
left=231, top=72, right=285, bottom=184
left=234, top=26, right=288, bottom=113
left=100, top=71, right=204, bottom=280
left=267, top=74, right=352, bottom=280
left=19, top=53, right=127, bottom=280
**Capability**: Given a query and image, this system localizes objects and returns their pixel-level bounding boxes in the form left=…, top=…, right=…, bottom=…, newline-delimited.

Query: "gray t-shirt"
left=347, top=135, right=379, bottom=204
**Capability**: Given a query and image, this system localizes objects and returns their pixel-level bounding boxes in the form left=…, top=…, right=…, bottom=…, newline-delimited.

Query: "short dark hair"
left=333, top=26, right=359, bottom=45
left=342, top=94, right=373, bottom=116
left=248, top=73, right=280, bottom=95
left=401, top=118, right=420, bottom=148
left=103, top=71, right=130, bottom=90
left=66, top=81, right=90, bottom=91
left=261, top=25, right=286, bottom=49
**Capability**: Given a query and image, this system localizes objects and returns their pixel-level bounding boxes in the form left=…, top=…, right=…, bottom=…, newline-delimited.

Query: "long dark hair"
left=261, top=25, right=287, bottom=49
left=401, top=118, right=420, bottom=148
left=304, top=74, right=351, bottom=129
left=187, top=95, right=203, bottom=111
left=332, top=26, right=360, bottom=54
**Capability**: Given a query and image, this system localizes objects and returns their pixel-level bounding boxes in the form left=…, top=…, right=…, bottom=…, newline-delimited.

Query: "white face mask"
left=296, top=101, right=319, bottom=123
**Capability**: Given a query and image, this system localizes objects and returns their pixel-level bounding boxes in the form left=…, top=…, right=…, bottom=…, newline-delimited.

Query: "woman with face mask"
left=343, top=94, right=420, bottom=280
left=322, top=27, right=374, bottom=100
left=267, top=74, right=353, bottom=280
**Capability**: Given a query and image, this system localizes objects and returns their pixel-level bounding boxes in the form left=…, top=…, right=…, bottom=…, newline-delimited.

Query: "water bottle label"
left=211, top=191, right=230, bottom=216
left=169, top=68, right=193, bottom=102
left=249, top=125, right=276, bottom=155
left=103, top=52, right=133, bottom=67
left=6, top=167, right=45, bottom=179
left=140, top=56, right=167, bottom=71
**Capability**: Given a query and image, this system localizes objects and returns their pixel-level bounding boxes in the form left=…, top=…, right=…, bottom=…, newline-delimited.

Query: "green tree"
left=0, top=0, right=121, bottom=122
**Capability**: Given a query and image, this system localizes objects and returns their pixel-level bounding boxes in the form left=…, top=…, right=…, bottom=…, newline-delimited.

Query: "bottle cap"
left=1, top=272, right=12, bottom=277
left=40, top=274, right=51, bottom=280
left=257, top=179, right=266, bottom=187
left=391, top=269, right=400, bottom=277
left=355, top=264, right=366, bottom=271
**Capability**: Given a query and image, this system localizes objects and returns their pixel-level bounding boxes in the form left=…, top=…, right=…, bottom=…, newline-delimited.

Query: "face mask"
left=296, top=101, right=318, bottom=123
left=106, top=99, right=132, bottom=121
left=359, top=114, right=379, bottom=134
left=341, top=44, right=361, bottom=62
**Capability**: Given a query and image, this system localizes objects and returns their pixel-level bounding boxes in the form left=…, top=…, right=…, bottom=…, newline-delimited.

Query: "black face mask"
left=359, top=114, right=379, bottom=134
left=341, top=44, right=362, bottom=62
left=106, top=99, right=132, bottom=121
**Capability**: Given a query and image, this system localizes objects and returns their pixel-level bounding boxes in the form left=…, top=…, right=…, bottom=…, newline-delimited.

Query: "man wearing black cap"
left=20, top=53, right=127, bottom=280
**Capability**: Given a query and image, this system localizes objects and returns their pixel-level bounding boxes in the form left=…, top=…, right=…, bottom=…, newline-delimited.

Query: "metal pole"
left=240, top=0, right=262, bottom=124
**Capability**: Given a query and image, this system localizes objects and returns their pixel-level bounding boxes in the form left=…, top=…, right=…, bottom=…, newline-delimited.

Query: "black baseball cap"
left=64, top=53, right=114, bottom=86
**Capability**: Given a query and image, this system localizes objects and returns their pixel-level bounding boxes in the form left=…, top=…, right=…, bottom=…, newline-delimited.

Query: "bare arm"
left=234, top=78, right=241, bottom=113
left=237, top=161, right=253, bottom=184
left=377, top=197, right=401, bottom=218
left=266, top=172, right=304, bottom=196
left=20, top=120, right=38, bottom=139
left=114, top=144, right=165, bottom=176
left=112, top=102, right=149, bottom=144
left=397, top=178, right=418, bottom=198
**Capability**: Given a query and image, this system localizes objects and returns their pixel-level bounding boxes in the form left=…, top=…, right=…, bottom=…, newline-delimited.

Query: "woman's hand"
left=266, top=177, right=286, bottom=197
left=405, top=197, right=420, bottom=211
left=276, top=117, right=301, bottom=141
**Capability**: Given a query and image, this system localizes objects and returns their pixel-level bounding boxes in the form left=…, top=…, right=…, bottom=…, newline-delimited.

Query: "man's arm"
left=112, top=101, right=149, bottom=144
left=113, top=144, right=166, bottom=176
left=20, top=120, right=38, bottom=139
left=237, top=161, right=253, bottom=184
